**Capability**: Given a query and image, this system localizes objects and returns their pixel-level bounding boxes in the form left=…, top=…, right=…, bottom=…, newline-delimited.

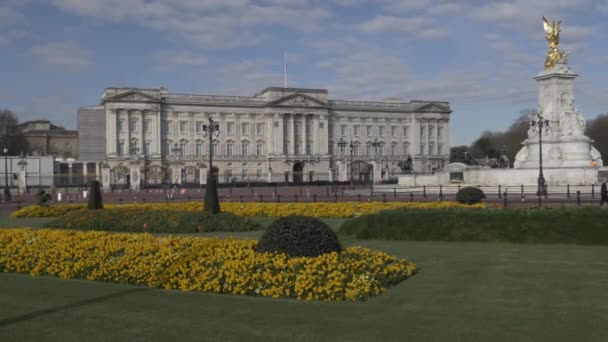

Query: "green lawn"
left=1, top=238, right=607, bottom=342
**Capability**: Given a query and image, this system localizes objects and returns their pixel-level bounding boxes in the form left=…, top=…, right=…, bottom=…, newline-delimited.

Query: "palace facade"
left=79, top=86, right=451, bottom=187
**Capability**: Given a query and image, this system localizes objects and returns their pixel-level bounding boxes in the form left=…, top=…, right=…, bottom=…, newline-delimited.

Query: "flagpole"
left=284, top=51, right=287, bottom=88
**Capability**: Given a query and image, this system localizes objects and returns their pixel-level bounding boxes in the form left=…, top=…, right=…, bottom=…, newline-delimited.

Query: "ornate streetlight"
left=202, top=118, right=220, bottom=180
left=530, top=110, right=550, bottom=197
left=3, top=146, right=10, bottom=201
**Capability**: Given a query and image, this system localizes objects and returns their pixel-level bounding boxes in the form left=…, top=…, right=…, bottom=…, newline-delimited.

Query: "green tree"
left=586, top=113, right=608, bottom=166
left=0, top=109, right=30, bottom=155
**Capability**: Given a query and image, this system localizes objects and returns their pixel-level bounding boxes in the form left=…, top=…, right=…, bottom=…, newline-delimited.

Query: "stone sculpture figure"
left=560, top=98, right=586, bottom=137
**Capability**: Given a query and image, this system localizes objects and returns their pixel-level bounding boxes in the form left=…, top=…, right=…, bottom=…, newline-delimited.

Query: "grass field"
left=1, top=235, right=607, bottom=342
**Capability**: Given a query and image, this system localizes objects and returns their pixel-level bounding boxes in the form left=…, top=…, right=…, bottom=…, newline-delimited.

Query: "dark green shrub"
left=456, top=186, right=485, bottom=205
left=338, top=207, right=608, bottom=244
left=47, top=208, right=262, bottom=233
left=203, top=175, right=220, bottom=214
left=36, top=189, right=52, bottom=206
left=88, top=181, right=103, bottom=210
left=257, top=216, right=341, bottom=257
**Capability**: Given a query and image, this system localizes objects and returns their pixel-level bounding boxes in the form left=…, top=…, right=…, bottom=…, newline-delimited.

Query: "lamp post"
left=530, top=111, right=549, bottom=197
left=202, top=118, right=220, bottom=180
left=371, top=138, right=382, bottom=187
left=3, top=146, right=10, bottom=201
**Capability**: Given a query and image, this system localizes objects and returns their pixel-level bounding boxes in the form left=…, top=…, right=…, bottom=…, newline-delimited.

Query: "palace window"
left=438, top=126, right=443, bottom=138
left=367, top=144, right=373, bottom=156
left=353, top=144, right=359, bottom=156
left=180, top=121, right=187, bottom=134
left=438, top=143, right=444, bottom=155
left=367, top=125, right=373, bottom=137
left=420, top=126, right=425, bottom=138
left=242, top=169, right=248, bottom=179
left=256, top=123, right=264, bottom=136
left=429, top=125, right=434, bottom=138
left=403, top=143, right=410, bottom=155
left=341, top=124, right=347, bottom=137
left=212, top=142, right=218, bottom=156
left=196, top=142, right=203, bottom=156
left=391, top=144, right=397, bottom=156
left=391, top=126, right=396, bottom=137
left=379, top=126, right=385, bottom=137
left=180, top=142, right=187, bottom=156
left=118, top=119, right=125, bottom=132
left=241, top=123, right=249, bottom=136
left=226, top=143, right=233, bottom=156
left=196, top=122, right=203, bottom=134
left=256, top=143, right=263, bottom=156
left=354, top=125, right=360, bottom=137
left=117, top=140, right=124, bottom=156
left=144, top=141, right=151, bottom=155
left=144, top=120, right=151, bottom=133
left=306, top=143, right=311, bottom=155
left=403, top=126, right=409, bottom=138
left=227, top=122, right=234, bottom=135
left=420, top=143, right=425, bottom=155
left=429, top=143, right=435, bottom=155
left=242, top=142, right=249, bottom=156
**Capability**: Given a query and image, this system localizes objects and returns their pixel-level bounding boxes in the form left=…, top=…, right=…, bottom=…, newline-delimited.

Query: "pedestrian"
left=601, top=182, right=608, bottom=206
left=591, top=159, right=598, bottom=168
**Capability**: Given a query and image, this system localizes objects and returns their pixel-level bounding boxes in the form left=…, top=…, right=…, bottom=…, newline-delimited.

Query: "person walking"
left=601, top=182, right=608, bottom=206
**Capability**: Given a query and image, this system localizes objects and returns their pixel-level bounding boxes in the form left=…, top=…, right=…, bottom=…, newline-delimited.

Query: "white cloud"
left=31, top=40, right=94, bottom=71
left=157, top=51, right=207, bottom=67
left=50, top=0, right=333, bottom=49
left=359, top=15, right=447, bottom=39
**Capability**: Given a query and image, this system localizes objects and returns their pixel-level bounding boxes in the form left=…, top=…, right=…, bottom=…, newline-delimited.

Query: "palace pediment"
left=414, top=103, right=451, bottom=113
left=104, top=90, right=160, bottom=103
left=267, top=93, right=327, bottom=108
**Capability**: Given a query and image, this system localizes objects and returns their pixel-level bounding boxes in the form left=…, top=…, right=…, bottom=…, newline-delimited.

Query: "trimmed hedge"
left=47, top=208, right=262, bottom=233
left=257, top=216, right=342, bottom=257
left=456, top=187, right=485, bottom=205
left=338, top=207, right=608, bottom=244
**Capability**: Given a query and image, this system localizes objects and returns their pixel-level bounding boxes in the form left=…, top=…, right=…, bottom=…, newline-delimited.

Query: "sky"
left=1, top=0, right=608, bottom=145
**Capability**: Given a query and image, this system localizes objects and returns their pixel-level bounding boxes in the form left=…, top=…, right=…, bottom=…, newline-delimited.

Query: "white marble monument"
left=514, top=61, right=602, bottom=169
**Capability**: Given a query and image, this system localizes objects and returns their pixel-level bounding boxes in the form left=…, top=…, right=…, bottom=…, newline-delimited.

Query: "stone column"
left=95, top=162, right=100, bottom=181
left=372, top=160, right=382, bottom=183
left=156, top=108, right=162, bottom=155
left=172, top=165, right=182, bottom=185
left=277, top=113, right=284, bottom=155
left=299, top=114, right=305, bottom=155
left=289, top=113, right=295, bottom=155
left=101, top=165, right=111, bottom=191
left=18, top=159, right=27, bottom=194
left=327, top=168, right=333, bottom=182
left=129, top=162, right=141, bottom=191
left=82, top=163, right=88, bottom=182
left=267, top=169, right=272, bottom=183
left=107, top=109, right=118, bottom=155
left=266, top=114, right=273, bottom=155
left=200, top=167, right=207, bottom=185
left=312, top=115, right=319, bottom=155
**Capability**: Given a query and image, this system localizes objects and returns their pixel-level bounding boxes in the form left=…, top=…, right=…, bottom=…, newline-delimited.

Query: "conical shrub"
left=203, top=173, right=221, bottom=214
left=88, top=180, right=104, bottom=210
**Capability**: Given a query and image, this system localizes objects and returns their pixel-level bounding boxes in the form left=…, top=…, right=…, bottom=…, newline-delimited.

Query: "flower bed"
left=11, top=201, right=484, bottom=218
left=0, top=229, right=418, bottom=301
left=46, top=209, right=262, bottom=233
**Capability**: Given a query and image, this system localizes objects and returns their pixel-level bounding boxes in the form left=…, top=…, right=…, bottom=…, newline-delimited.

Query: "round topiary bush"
left=256, top=216, right=341, bottom=257
left=456, top=186, right=486, bottom=205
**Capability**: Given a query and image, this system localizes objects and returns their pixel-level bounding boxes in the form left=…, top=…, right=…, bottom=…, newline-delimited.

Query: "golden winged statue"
left=543, top=16, right=566, bottom=70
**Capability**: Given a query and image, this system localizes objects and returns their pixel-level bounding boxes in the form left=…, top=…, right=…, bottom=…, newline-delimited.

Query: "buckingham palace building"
left=78, top=86, right=451, bottom=188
